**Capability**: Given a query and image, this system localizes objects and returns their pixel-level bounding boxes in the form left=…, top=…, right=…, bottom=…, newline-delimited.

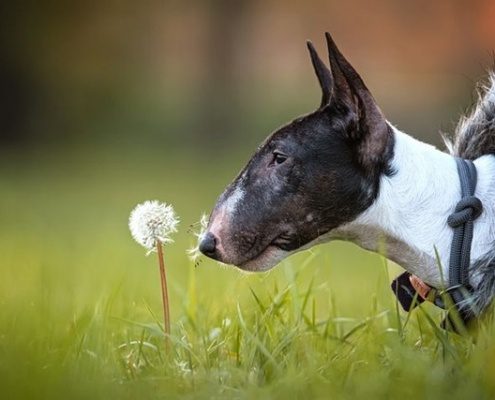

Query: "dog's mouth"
left=234, top=234, right=296, bottom=272
left=232, top=229, right=337, bottom=272
left=270, top=234, right=296, bottom=250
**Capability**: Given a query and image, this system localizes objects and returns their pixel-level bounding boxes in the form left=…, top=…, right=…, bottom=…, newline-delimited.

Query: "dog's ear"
left=306, top=41, right=333, bottom=108
left=325, top=32, right=391, bottom=172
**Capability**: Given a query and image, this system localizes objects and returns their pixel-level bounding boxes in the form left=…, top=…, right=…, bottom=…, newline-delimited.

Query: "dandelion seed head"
left=129, top=200, right=179, bottom=252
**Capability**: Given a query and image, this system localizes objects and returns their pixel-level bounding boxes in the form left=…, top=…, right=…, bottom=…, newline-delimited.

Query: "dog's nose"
left=199, top=232, right=218, bottom=259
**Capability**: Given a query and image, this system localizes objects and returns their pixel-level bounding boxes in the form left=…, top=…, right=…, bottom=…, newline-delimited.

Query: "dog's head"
left=200, top=33, right=394, bottom=271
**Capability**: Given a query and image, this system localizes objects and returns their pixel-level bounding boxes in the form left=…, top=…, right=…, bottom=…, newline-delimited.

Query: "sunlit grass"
left=1, top=147, right=495, bottom=399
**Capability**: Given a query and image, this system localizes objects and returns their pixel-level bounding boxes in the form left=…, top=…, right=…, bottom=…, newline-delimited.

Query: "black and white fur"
left=200, top=33, right=495, bottom=317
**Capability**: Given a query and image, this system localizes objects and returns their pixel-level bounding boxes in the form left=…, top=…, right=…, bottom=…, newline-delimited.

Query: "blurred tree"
left=193, top=0, right=250, bottom=147
left=0, top=3, right=36, bottom=145
left=0, top=0, right=493, bottom=150
left=0, top=56, right=34, bottom=145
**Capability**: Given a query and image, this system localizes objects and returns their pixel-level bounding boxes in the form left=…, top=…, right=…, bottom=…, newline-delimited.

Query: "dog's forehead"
left=256, top=114, right=320, bottom=154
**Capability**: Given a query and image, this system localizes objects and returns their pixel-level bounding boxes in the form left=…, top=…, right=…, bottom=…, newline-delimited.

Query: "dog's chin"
left=231, top=230, right=337, bottom=272
left=234, top=245, right=289, bottom=272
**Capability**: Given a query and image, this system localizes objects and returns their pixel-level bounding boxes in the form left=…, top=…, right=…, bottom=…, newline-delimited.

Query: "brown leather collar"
left=409, top=275, right=433, bottom=301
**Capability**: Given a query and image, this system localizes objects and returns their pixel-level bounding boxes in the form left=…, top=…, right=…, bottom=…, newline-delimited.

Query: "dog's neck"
left=334, top=126, right=495, bottom=287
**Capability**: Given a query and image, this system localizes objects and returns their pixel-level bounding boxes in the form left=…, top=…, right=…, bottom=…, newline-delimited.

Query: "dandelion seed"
left=128, top=200, right=179, bottom=341
left=187, top=213, right=208, bottom=262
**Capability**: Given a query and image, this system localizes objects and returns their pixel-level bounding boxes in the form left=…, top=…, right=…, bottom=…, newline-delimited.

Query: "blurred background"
left=2, top=0, right=495, bottom=152
left=1, top=2, right=495, bottom=393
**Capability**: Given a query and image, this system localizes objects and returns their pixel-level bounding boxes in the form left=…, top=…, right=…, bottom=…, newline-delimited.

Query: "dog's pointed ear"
left=307, top=41, right=333, bottom=108
left=324, top=32, right=391, bottom=172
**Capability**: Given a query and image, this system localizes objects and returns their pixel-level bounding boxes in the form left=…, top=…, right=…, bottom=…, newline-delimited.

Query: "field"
left=2, top=145, right=495, bottom=400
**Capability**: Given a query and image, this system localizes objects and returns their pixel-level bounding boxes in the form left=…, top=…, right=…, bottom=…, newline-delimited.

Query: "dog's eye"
left=272, top=152, right=288, bottom=165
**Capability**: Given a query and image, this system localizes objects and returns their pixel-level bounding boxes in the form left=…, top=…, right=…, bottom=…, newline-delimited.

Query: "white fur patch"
left=207, top=186, right=245, bottom=258
left=224, top=187, right=244, bottom=214
left=331, top=126, right=495, bottom=287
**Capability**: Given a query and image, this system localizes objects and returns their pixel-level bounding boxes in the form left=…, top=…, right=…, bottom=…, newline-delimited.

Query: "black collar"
left=448, top=158, right=483, bottom=288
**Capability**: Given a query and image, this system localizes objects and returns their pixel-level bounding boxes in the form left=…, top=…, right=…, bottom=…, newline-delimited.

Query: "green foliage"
left=1, top=147, right=495, bottom=399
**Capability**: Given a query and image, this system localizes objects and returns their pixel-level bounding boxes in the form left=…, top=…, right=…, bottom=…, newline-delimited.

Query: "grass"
left=1, top=145, right=495, bottom=399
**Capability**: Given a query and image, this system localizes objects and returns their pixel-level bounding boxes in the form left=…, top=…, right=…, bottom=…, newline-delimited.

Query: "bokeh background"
left=1, top=1, right=495, bottom=397
left=2, top=0, right=495, bottom=151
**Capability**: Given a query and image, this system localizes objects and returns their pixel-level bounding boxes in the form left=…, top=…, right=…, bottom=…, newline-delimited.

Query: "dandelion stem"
left=156, top=240, right=171, bottom=338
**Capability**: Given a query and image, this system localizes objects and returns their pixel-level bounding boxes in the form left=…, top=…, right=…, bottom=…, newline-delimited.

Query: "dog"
left=199, top=33, right=495, bottom=322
